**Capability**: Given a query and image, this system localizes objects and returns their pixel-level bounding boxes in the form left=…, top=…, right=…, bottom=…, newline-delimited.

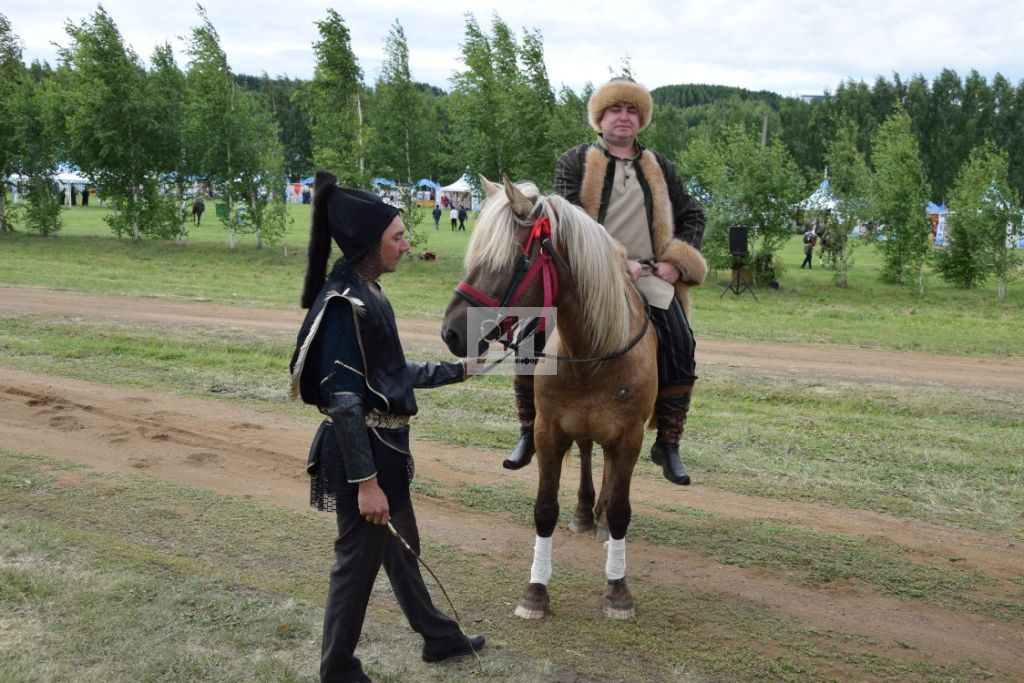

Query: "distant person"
left=82, top=187, right=90, bottom=207
left=449, top=206, right=458, bottom=231
left=801, top=224, right=818, bottom=269
left=457, top=205, right=467, bottom=231
left=432, top=203, right=442, bottom=231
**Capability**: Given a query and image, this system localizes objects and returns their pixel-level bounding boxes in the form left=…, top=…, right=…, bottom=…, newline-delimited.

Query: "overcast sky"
left=6, top=1, right=1024, bottom=96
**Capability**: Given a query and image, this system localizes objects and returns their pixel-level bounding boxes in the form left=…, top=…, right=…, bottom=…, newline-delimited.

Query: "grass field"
left=3, top=201, right=1022, bottom=355
left=1, top=201, right=1023, bottom=682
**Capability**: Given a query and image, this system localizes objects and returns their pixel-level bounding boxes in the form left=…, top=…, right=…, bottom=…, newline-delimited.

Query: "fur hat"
left=587, top=77, right=654, bottom=133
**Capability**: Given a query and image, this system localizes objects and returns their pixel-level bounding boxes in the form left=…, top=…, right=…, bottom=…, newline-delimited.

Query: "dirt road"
left=4, top=285, right=1023, bottom=390
left=3, top=286, right=1023, bottom=679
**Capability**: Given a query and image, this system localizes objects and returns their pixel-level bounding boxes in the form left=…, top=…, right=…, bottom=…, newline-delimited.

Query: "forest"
left=2, top=8, right=1022, bottom=293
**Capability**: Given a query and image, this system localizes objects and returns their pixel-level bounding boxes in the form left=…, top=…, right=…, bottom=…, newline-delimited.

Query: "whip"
left=387, top=522, right=483, bottom=665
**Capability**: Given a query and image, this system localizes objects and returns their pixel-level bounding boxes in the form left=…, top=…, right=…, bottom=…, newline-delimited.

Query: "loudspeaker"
left=729, top=226, right=749, bottom=255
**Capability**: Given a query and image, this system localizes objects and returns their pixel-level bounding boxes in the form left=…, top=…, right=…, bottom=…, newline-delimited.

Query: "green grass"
left=0, top=450, right=995, bottom=683
left=1, top=202, right=1022, bottom=354
left=2, top=200, right=1023, bottom=681
left=2, top=311, right=1021, bottom=537
left=453, top=478, right=1020, bottom=623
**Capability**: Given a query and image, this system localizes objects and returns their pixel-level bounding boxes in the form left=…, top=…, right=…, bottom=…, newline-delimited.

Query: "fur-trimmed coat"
left=554, top=141, right=707, bottom=315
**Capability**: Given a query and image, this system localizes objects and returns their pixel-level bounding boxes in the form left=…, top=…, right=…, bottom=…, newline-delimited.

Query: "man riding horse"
left=502, top=77, right=707, bottom=485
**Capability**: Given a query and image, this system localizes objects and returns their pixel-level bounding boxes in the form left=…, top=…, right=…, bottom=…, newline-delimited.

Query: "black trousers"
left=649, top=296, right=697, bottom=388
left=320, top=441, right=463, bottom=682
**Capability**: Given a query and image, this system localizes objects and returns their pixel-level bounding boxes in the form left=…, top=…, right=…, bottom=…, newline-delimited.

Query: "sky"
left=5, top=1, right=1024, bottom=97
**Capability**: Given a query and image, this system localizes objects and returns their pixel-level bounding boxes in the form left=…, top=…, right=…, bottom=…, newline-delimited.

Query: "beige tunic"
left=599, top=141, right=676, bottom=309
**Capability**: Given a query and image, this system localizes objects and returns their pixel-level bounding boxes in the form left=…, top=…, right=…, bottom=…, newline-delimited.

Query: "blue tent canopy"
left=415, top=178, right=441, bottom=190
left=372, top=177, right=398, bottom=188
left=299, top=176, right=315, bottom=185
left=797, top=178, right=836, bottom=210
left=926, top=201, right=948, bottom=214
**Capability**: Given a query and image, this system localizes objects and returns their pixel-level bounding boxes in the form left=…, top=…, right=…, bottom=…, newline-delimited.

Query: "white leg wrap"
left=529, top=535, right=553, bottom=585
left=604, top=537, right=626, bottom=580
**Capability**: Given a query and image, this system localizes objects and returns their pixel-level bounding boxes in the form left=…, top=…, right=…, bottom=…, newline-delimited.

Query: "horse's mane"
left=464, top=184, right=634, bottom=356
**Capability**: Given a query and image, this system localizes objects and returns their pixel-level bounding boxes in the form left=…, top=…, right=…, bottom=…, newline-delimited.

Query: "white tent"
left=440, top=173, right=480, bottom=210
left=440, top=174, right=472, bottom=193
left=54, top=170, right=92, bottom=206
left=797, top=178, right=836, bottom=211
left=55, top=170, right=89, bottom=185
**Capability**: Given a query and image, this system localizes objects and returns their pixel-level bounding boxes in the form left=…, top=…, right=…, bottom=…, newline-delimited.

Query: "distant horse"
left=191, top=197, right=205, bottom=227
left=818, top=228, right=838, bottom=268
left=441, top=177, right=659, bottom=620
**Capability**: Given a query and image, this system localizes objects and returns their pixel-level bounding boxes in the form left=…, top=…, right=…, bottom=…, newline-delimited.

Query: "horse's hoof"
left=595, top=522, right=610, bottom=543
left=602, top=578, right=635, bottom=620
left=569, top=514, right=596, bottom=534
left=514, top=582, right=550, bottom=619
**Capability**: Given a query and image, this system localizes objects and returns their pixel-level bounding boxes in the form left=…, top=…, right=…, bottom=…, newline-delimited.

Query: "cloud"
left=4, top=0, right=1024, bottom=96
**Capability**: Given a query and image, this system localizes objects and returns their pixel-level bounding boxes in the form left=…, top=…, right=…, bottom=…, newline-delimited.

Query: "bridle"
left=453, top=197, right=650, bottom=365
left=454, top=199, right=567, bottom=312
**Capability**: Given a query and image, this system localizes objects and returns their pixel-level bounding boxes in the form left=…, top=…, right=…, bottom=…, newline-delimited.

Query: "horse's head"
left=441, top=176, right=545, bottom=357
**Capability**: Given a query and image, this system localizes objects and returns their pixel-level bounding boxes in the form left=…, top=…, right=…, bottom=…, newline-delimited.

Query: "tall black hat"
left=300, top=170, right=401, bottom=308
left=316, top=172, right=400, bottom=260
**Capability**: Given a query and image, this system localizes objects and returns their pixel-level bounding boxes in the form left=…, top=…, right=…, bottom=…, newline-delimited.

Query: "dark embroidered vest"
left=290, top=270, right=417, bottom=417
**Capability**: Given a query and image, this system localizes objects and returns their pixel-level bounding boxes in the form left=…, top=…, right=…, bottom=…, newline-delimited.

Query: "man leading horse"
left=502, top=76, right=707, bottom=486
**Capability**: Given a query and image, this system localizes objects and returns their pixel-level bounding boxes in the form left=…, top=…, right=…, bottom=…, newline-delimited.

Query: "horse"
left=818, top=228, right=837, bottom=268
left=441, top=177, right=659, bottom=620
left=191, top=197, right=205, bottom=227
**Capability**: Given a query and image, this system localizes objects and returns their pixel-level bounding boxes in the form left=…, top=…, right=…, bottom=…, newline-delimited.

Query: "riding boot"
left=503, top=377, right=535, bottom=470
left=649, top=386, right=692, bottom=485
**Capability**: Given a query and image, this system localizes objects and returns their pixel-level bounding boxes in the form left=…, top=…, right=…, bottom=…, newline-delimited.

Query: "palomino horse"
left=441, top=177, right=658, bottom=620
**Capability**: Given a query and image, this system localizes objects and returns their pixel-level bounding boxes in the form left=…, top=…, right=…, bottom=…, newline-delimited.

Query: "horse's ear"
left=502, top=174, right=533, bottom=219
left=479, top=174, right=500, bottom=198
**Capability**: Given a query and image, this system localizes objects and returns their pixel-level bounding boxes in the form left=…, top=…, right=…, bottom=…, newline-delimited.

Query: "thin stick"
left=387, top=522, right=483, bottom=665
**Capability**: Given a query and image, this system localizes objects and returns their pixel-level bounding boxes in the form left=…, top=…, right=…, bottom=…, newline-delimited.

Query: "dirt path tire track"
left=3, top=285, right=1024, bottom=391
left=3, top=366, right=1023, bottom=678
left=3, top=286, right=1024, bottom=678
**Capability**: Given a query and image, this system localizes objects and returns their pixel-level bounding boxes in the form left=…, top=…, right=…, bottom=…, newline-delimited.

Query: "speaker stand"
left=720, top=255, right=758, bottom=300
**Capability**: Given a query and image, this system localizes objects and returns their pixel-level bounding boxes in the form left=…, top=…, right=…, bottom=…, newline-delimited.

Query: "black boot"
left=503, top=378, right=535, bottom=470
left=650, top=387, right=692, bottom=485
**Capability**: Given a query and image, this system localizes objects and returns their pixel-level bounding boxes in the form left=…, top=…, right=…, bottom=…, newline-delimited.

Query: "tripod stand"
left=719, top=253, right=757, bottom=300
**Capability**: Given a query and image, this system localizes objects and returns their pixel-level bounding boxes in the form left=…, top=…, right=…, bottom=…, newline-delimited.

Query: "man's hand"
left=462, top=357, right=486, bottom=377
left=653, top=261, right=681, bottom=284
left=357, top=477, right=390, bottom=525
left=626, top=258, right=650, bottom=282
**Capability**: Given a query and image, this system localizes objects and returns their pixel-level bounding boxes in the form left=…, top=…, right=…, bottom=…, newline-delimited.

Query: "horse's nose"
left=441, top=324, right=466, bottom=357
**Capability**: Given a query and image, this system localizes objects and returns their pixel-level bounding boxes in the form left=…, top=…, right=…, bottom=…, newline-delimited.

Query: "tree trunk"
left=131, top=186, right=141, bottom=243
left=836, top=242, right=848, bottom=288
left=404, top=127, right=412, bottom=187
left=356, top=93, right=365, bottom=177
